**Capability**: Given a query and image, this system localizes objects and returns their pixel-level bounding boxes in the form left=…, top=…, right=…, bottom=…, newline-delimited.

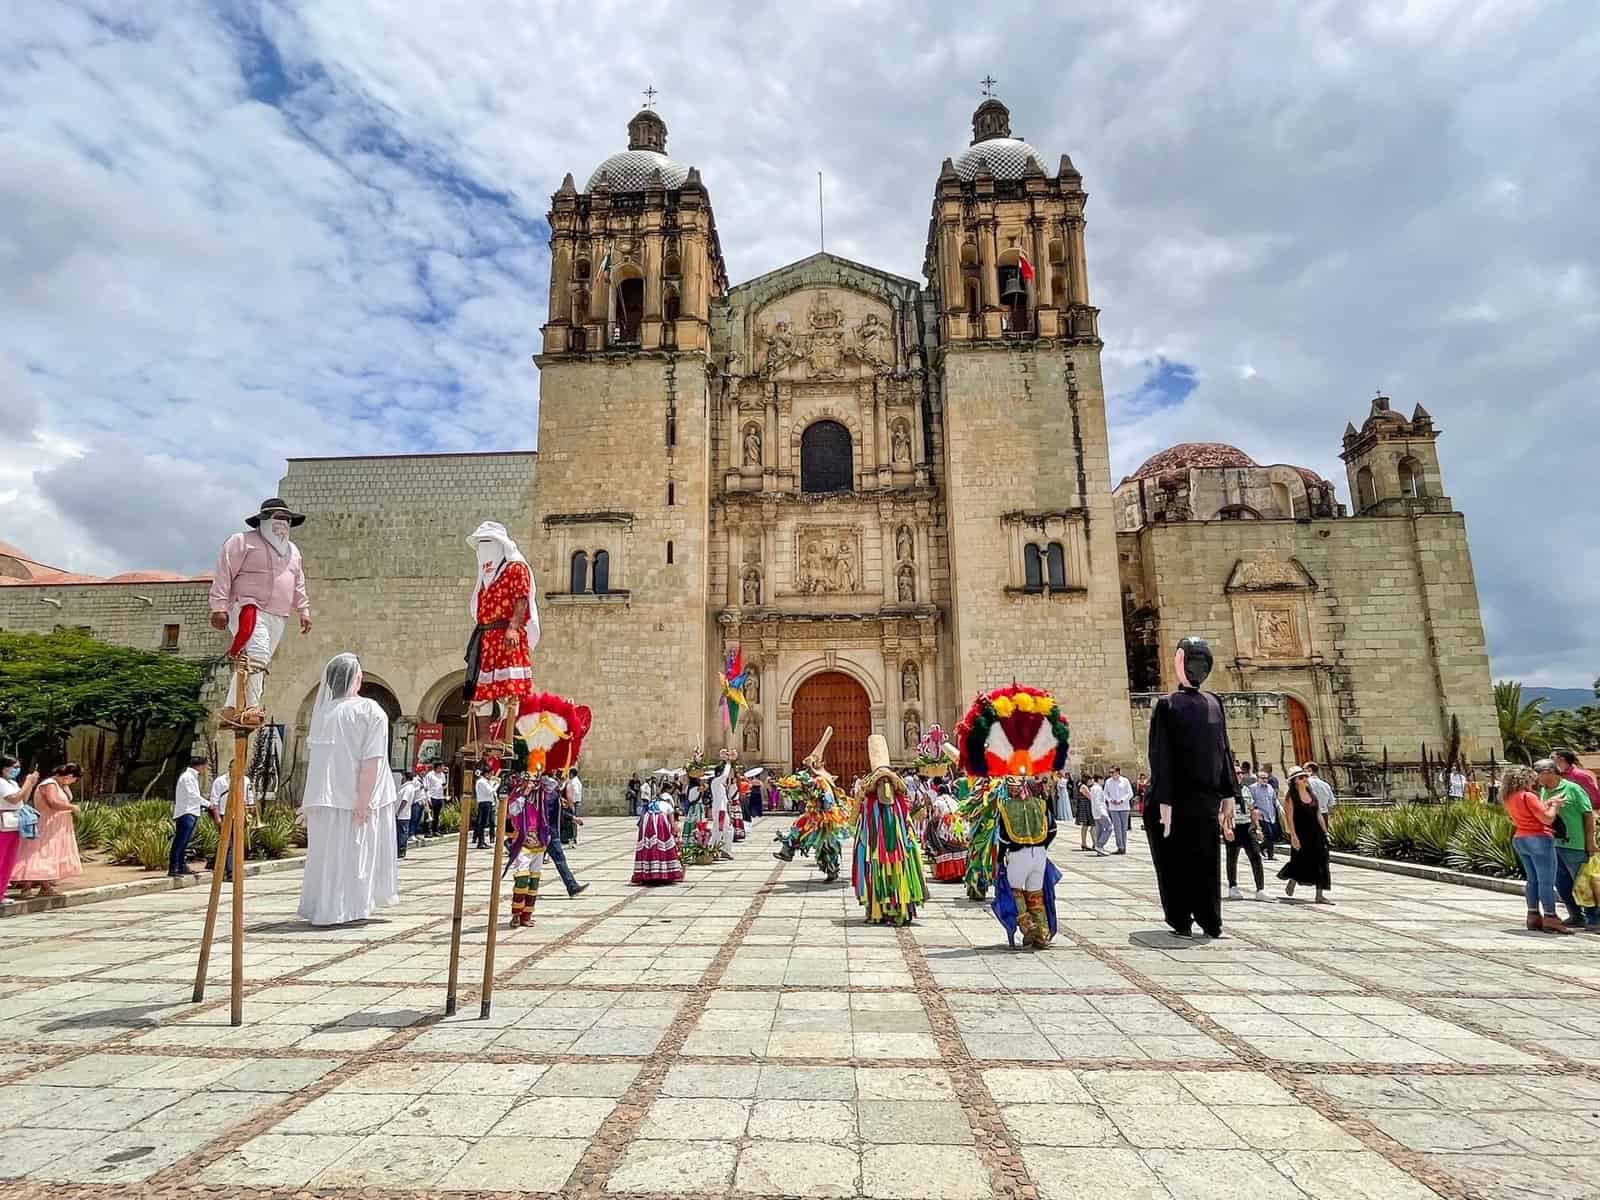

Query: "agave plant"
left=438, top=803, right=463, bottom=834
left=135, top=826, right=173, bottom=872
left=1357, top=808, right=1419, bottom=860
left=249, top=820, right=292, bottom=860
left=1327, top=807, right=1369, bottom=852
left=1447, top=806, right=1522, bottom=878
left=107, top=828, right=145, bottom=866
left=189, top=816, right=220, bottom=864
left=1411, top=805, right=1465, bottom=865
left=73, top=804, right=113, bottom=851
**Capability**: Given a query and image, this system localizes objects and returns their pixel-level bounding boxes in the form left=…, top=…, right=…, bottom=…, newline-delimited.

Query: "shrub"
left=189, top=816, right=219, bottom=863
left=1447, top=806, right=1522, bottom=878
left=1412, top=804, right=1465, bottom=865
left=249, top=819, right=292, bottom=860
left=135, top=826, right=172, bottom=872
left=437, top=803, right=462, bottom=834
left=1327, top=807, right=1369, bottom=852
left=73, top=804, right=113, bottom=851
left=107, top=827, right=145, bottom=866
left=1358, top=808, right=1419, bottom=861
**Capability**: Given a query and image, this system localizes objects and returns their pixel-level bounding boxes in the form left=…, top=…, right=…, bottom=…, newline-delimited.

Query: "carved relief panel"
left=795, top=526, right=864, bottom=595
left=752, top=288, right=894, bottom=381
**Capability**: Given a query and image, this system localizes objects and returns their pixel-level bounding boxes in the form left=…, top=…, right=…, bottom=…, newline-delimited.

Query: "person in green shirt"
left=1537, top=758, right=1598, bottom=929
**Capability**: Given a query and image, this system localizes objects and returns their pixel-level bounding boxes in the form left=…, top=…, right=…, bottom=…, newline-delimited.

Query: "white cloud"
left=0, top=0, right=1595, bottom=683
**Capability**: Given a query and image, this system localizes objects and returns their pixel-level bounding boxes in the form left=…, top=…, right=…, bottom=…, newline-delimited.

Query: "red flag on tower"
left=1018, top=250, right=1035, bottom=282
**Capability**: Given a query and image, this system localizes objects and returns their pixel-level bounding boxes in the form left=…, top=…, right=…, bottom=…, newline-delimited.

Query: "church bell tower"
left=926, top=96, right=1133, bottom=761
left=533, top=108, right=729, bottom=786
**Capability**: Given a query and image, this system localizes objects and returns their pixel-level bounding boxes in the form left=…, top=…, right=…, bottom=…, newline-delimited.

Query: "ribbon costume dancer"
left=505, top=693, right=591, bottom=925
left=1145, top=637, right=1237, bottom=939
left=209, top=498, right=313, bottom=728
left=463, top=522, right=538, bottom=752
left=852, top=734, right=927, bottom=925
left=956, top=686, right=1069, bottom=950
left=772, top=727, right=848, bottom=882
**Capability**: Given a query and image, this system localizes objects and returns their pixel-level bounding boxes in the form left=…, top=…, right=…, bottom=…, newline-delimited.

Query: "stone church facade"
left=0, top=98, right=1500, bottom=802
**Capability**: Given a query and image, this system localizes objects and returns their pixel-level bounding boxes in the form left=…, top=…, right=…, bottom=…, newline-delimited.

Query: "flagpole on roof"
left=818, top=171, right=825, bottom=253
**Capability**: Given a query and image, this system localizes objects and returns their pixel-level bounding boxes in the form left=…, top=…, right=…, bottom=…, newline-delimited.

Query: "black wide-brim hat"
left=246, top=497, right=307, bottom=528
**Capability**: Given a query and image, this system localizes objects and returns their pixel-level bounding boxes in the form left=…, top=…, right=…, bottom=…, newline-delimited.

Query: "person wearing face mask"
left=1145, top=637, right=1238, bottom=940
left=297, top=653, right=400, bottom=925
left=462, top=521, right=538, bottom=752
left=209, top=498, right=313, bottom=728
left=1, top=756, right=38, bottom=901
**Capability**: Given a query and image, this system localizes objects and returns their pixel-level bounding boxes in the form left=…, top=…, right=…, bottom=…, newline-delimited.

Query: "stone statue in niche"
left=743, top=424, right=762, bottom=467
left=855, top=312, right=891, bottom=366
left=796, top=528, right=863, bottom=595
left=742, top=570, right=762, bottom=607
left=903, top=711, right=920, bottom=752
left=895, top=525, right=915, bottom=563
left=901, top=662, right=920, bottom=702
left=745, top=666, right=760, bottom=704
left=891, top=420, right=912, bottom=465
left=897, top=563, right=915, bottom=603
left=1254, top=607, right=1299, bottom=658
left=743, top=721, right=761, bottom=753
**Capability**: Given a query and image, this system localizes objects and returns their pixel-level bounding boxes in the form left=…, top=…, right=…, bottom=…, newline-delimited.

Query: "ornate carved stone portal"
left=796, top=526, right=863, bottom=595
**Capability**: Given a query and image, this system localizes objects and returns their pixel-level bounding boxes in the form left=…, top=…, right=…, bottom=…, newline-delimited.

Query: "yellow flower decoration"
left=990, top=695, right=1016, bottom=718
left=1013, top=692, right=1037, bottom=713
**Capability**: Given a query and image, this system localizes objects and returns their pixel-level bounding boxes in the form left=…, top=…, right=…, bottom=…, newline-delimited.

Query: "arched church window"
left=615, top=275, right=644, bottom=342
left=663, top=251, right=681, bottom=277
left=1024, top=544, right=1043, bottom=590
left=666, top=540, right=674, bottom=565
left=1218, top=504, right=1261, bottom=521
left=998, top=262, right=1028, bottom=333
left=800, top=420, right=853, bottom=494
left=592, top=550, right=610, bottom=595
left=570, top=550, right=589, bottom=595
left=575, top=259, right=591, bottom=281
left=1356, top=466, right=1377, bottom=512
left=1397, top=456, right=1422, bottom=499
left=1046, top=542, right=1066, bottom=590
left=663, top=286, right=681, bottom=324
left=964, top=278, right=980, bottom=318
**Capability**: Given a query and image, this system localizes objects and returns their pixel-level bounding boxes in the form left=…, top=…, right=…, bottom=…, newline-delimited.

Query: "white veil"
left=467, top=522, right=538, bottom=653
left=303, top=653, right=362, bottom=810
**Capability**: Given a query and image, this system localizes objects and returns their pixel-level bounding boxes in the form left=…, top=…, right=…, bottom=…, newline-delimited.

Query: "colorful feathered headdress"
left=955, top=685, right=1070, bottom=778
left=513, top=692, right=593, bottom=774
left=720, top=647, right=748, bottom=733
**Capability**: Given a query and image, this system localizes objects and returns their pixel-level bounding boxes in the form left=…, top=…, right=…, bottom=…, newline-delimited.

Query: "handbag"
left=1553, top=815, right=1569, bottom=841
left=0, top=809, right=18, bottom=833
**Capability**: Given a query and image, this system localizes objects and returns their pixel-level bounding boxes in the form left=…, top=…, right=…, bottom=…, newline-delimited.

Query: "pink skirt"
left=632, top=812, right=684, bottom=885
left=14, top=807, right=81, bottom=884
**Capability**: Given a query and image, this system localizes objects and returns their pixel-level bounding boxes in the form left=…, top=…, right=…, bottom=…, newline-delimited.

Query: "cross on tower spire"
left=642, top=85, right=658, bottom=110
left=980, top=75, right=998, bottom=98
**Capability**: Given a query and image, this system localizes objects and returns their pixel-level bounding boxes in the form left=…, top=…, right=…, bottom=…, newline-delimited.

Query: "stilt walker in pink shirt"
left=209, top=498, right=314, bottom=729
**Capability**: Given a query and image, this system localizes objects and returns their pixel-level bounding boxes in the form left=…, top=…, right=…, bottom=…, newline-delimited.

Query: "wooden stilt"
left=445, top=710, right=477, bottom=1016
left=229, top=727, right=246, bottom=1025
left=480, top=758, right=510, bottom=1018
left=194, top=659, right=251, bottom=1014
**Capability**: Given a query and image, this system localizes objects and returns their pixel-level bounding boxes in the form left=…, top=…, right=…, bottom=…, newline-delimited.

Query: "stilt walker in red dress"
left=463, top=522, right=538, bottom=751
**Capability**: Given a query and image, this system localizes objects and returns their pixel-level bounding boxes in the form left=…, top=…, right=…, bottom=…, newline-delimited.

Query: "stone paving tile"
left=5, top=819, right=1600, bottom=1199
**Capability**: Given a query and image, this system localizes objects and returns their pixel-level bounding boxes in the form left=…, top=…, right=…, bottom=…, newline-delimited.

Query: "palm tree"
left=1495, top=681, right=1547, bottom=765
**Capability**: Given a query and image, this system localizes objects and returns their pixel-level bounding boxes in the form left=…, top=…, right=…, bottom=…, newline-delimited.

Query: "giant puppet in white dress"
left=297, top=653, right=400, bottom=926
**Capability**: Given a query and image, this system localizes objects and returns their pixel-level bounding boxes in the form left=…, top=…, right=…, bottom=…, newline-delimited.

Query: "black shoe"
left=568, top=883, right=589, bottom=897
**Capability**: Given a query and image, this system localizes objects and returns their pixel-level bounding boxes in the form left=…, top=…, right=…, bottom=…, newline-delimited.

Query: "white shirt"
left=1103, top=775, right=1134, bottom=811
left=0, top=774, right=20, bottom=811
left=396, top=779, right=420, bottom=820
left=209, top=776, right=255, bottom=814
left=1308, top=776, right=1336, bottom=814
left=301, top=696, right=395, bottom=812
left=1089, top=783, right=1108, bottom=821
left=426, top=769, right=448, bottom=800
left=174, top=767, right=206, bottom=820
left=1449, top=772, right=1467, bottom=798
left=475, top=775, right=498, bottom=806
left=640, top=781, right=653, bottom=803
left=566, top=776, right=583, bottom=809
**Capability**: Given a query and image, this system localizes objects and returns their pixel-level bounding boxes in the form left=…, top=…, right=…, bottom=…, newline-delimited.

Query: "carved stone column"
left=940, top=220, right=963, bottom=312
left=726, top=520, right=742, bottom=607
left=1068, top=218, right=1089, bottom=305
left=872, top=378, right=890, bottom=486
left=643, top=231, right=663, bottom=319
left=979, top=219, right=1000, bottom=308
left=1031, top=218, right=1051, bottom=310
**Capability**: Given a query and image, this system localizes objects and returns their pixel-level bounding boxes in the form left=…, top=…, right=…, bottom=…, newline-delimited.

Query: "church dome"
left=585, top=108, right=691, bottom=192
left=952, top=97, right=1047, bottom=181
left=1130, top=442, right=1258, bottom=484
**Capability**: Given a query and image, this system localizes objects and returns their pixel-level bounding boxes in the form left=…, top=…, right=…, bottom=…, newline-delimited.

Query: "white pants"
left=712, top=799, right=734, bottom=851
left=1005, top=845, right=1048, bottom=891
left=224, top=606, right=285, bottom=708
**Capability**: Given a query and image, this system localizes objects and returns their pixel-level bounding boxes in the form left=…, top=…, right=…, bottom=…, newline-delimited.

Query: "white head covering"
left=467, top=522, right=537, bottom=652
left=309, top=652, right=363, bottom=749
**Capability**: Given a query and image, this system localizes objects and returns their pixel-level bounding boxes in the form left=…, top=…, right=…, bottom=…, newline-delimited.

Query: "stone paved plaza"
left=2, top=817, right=1597, bottom=1199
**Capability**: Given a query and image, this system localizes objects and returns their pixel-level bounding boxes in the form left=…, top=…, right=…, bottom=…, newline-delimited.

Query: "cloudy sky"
left=3, top=1, right=1595, bottom=683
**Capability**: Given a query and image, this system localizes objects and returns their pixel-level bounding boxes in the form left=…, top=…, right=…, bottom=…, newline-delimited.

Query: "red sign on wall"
left=414, top=722, right=444, bottom=769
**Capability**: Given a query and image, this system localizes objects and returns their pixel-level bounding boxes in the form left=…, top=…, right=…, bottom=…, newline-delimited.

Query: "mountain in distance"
left=1525, top=687, right=1597, bottom=712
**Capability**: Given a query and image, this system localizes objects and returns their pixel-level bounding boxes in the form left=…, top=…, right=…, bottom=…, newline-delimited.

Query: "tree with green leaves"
left=0, top=630, right=210, bottom=791
left=1494, top=680, right=1548, bottom=765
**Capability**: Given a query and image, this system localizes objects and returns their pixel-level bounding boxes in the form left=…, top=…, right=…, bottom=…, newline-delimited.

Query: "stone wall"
left=264, top=451, right=538, bottom=771
left=1119, top=512, right=1499, bottom=767
left=0, top=579, right=222, bottom=659
left=939, top=342, right=1134, bottom=761
left=1127, top=691, right=1298, bottom=776
left=532, top=353, right=712, bottom=797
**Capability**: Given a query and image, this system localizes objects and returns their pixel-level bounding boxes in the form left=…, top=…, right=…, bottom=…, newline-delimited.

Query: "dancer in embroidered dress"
left=297, top=653, right=400, bottom=926
left=852, top=735, right=927, bottom=925
left=633, top=790, right=685, bottom=885
left=913, top=727, right=968, bottom=883
left=463, top=521, right=537, bottom=752
left=506, top=772, right=550, bottom=924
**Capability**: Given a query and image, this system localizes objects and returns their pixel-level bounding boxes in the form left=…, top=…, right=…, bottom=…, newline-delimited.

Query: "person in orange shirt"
left=1503, top=765, right=1573, bottom=934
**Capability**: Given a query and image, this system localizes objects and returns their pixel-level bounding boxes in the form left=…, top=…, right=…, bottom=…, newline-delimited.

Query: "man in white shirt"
left=395, top=771, right=420, bottom=859
left=423, top=764, right=448, bottom=835
left=1089, top=776, right=1110, bottom=855
left=1102, top=766, right=1134, bottom=854
left=170, top=754, right=208, bottom=877
left=472, top=767, right=500, bottom=850
left=564, top=769, right=584, bottom=845
left=207, top=773, right=255, bottom=880
left=1304, top=761, right=1337, bottom=815
left=1448, top=768, right=1467, bottom=801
